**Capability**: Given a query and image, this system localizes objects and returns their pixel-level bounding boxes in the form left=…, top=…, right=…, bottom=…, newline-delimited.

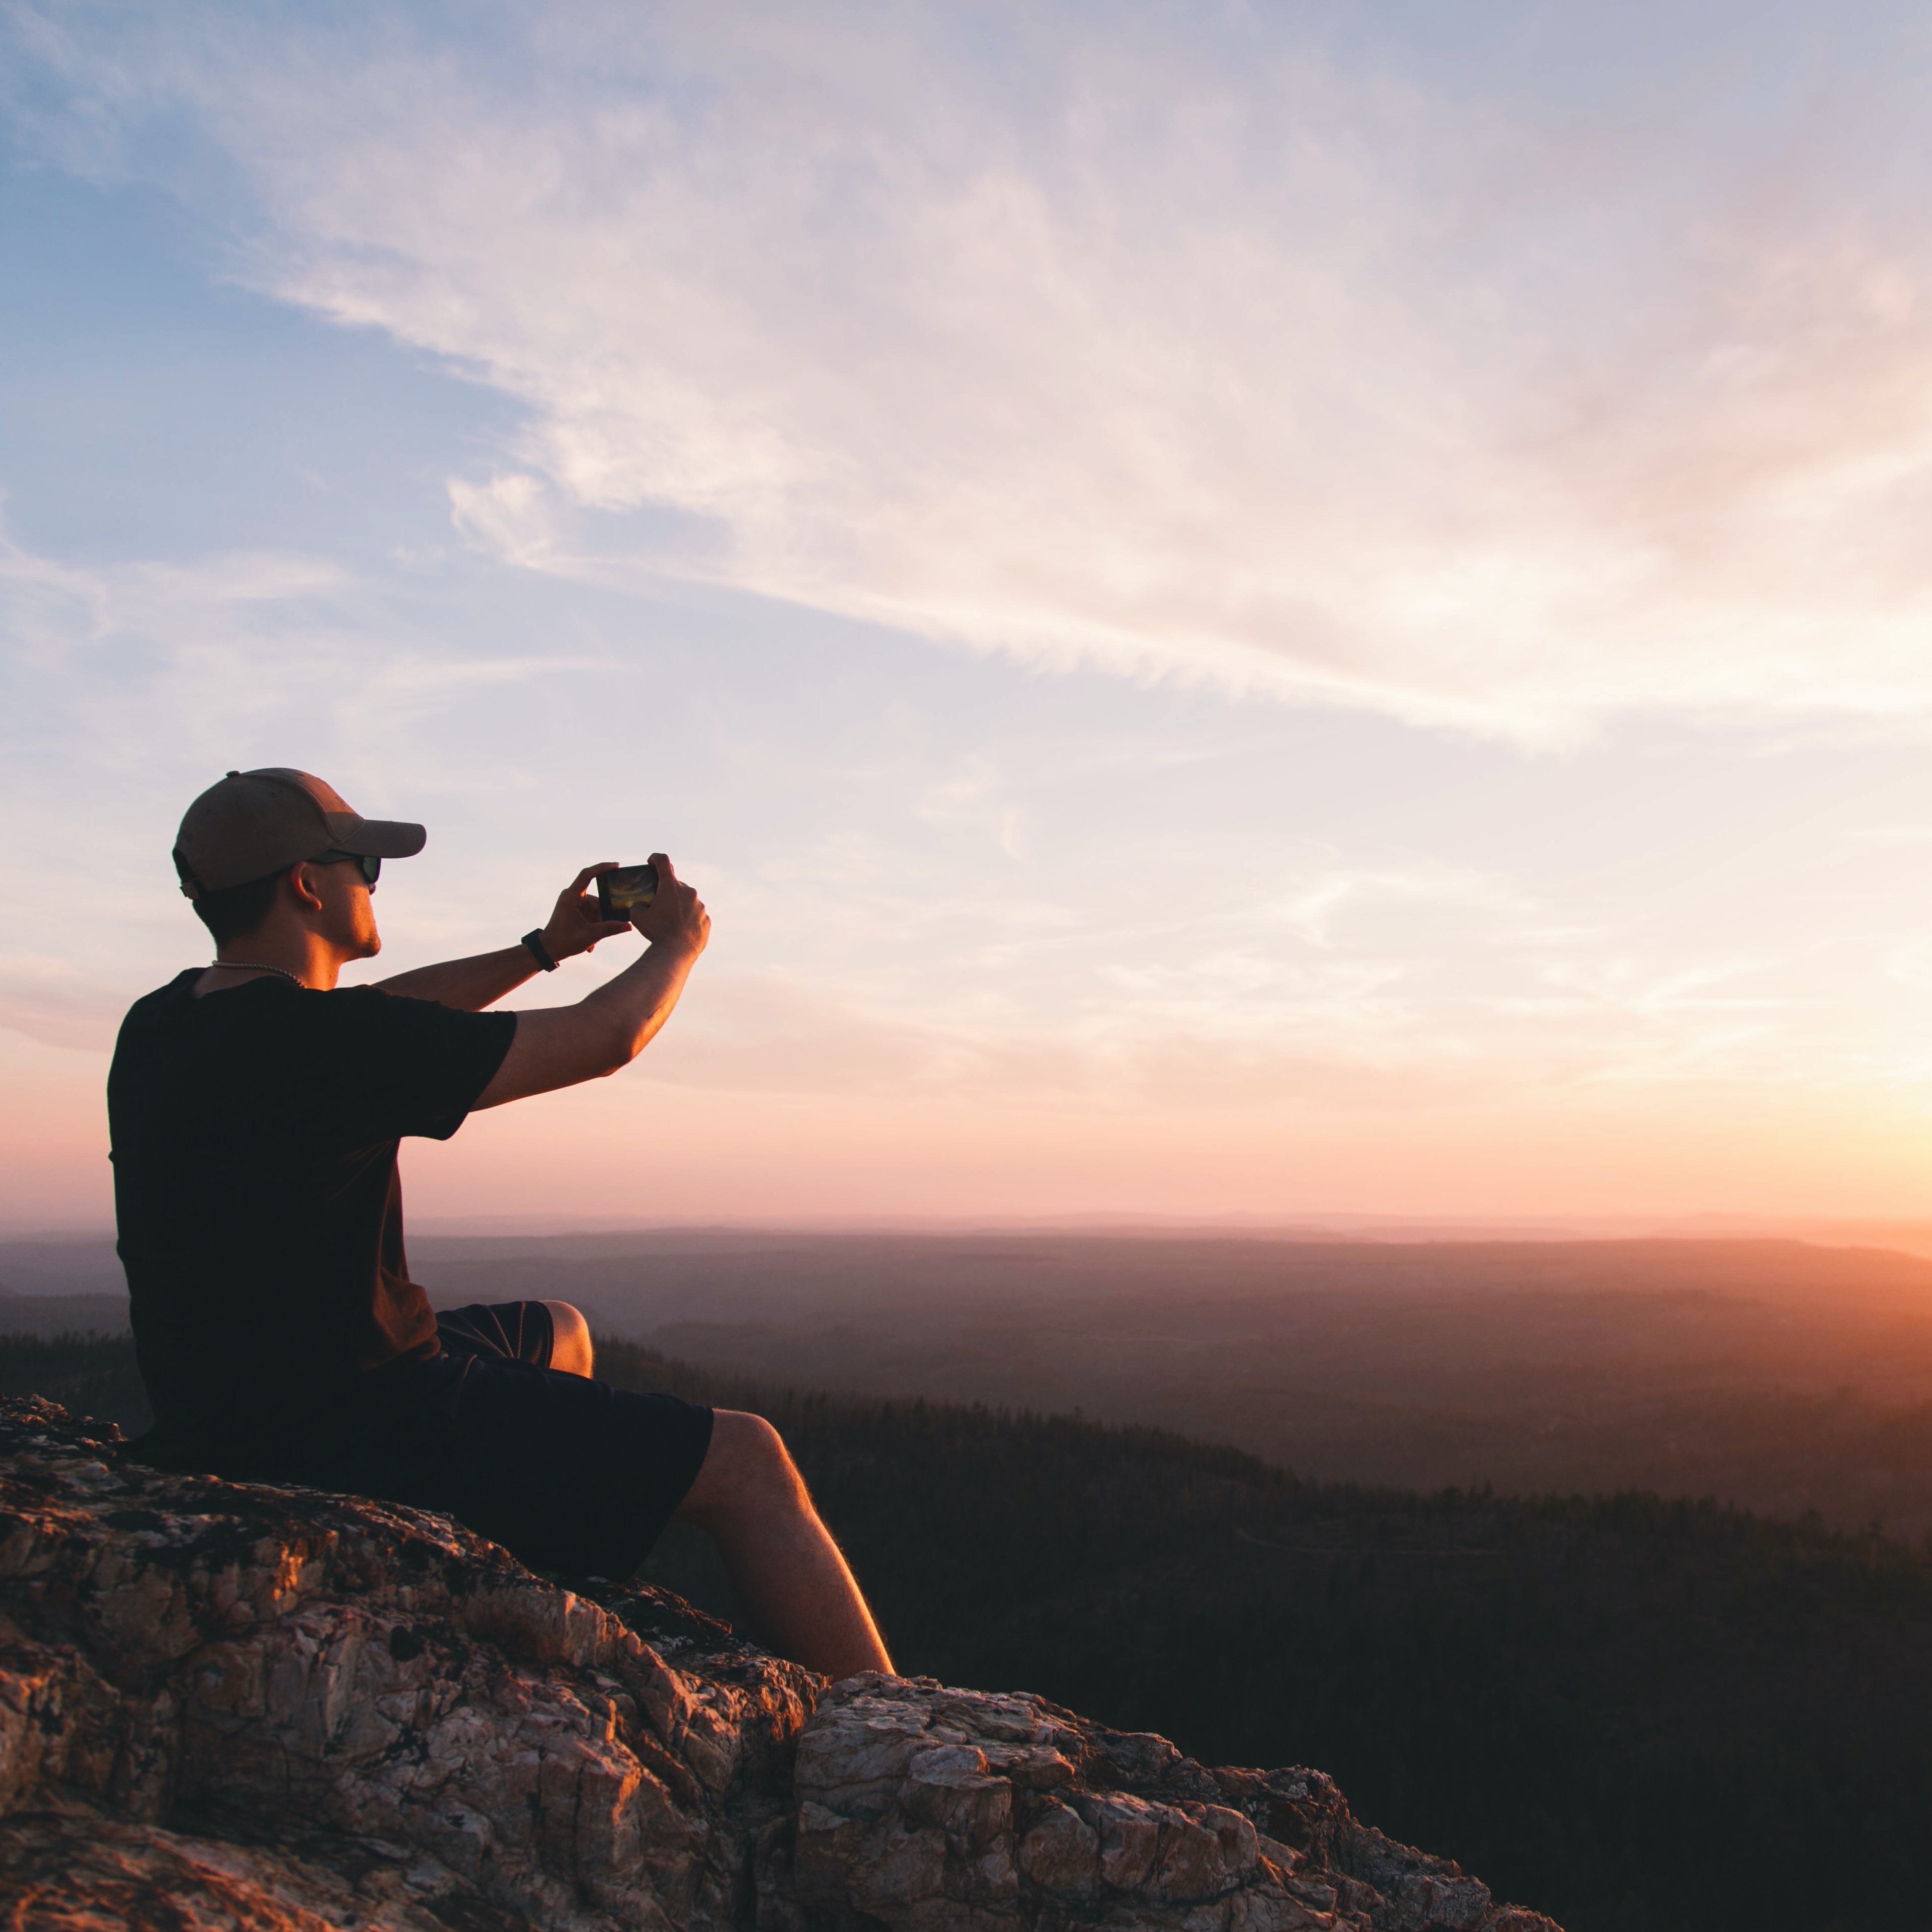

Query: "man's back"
left=108, top=970, right=513, bottom=1466
left=114, top=765, right=890, bottom=1677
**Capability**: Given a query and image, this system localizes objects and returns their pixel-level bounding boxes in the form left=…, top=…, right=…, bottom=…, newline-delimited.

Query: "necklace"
left=207, top=960, right=307, bottom=987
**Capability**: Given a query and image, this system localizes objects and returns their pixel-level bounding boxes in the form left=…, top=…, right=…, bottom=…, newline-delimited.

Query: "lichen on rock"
left=0, top=1396, right=1560, bottom=1932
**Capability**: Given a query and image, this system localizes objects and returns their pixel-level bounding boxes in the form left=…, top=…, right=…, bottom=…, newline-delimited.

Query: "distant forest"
left=405, top=1230, right=1932, bottom=1536
left=21, top=1232, right=1932, bottom=1534
left=5, top=1326, right=1929, bottom=1932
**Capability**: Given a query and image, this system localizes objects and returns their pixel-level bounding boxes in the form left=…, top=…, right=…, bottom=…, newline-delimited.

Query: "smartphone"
left=595, top=862, right=659, bottom=921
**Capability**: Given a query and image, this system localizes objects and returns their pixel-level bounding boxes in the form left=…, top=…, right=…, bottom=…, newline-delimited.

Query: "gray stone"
left=0, top=1396, right=1562, bottom=1932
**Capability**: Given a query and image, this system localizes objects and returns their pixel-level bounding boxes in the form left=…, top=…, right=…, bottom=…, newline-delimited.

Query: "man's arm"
left=375, top=865, right=632, bottom=1011
left=473, top=854, right=711, bottom=1108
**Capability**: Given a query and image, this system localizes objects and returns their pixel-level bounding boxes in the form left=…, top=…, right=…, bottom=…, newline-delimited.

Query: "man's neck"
left=196, top=929, right=347, bottom=997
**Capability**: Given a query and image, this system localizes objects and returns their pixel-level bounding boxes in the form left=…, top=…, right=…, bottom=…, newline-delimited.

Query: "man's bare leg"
left=531, top=1321, right=883, bottom=1677
left=542, top=1300, right=595, bottom=1377
left=675, top=1410, right=894, bottom=1682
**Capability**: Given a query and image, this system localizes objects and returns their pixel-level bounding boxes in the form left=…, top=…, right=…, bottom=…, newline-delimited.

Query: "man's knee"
left=542, top=1300, right=594, bottom=1377
left=677, top=1409, right=808, bottom=1525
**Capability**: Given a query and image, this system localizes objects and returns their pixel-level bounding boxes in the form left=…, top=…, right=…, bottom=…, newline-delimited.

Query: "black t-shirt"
left=107, top=971, right=516, bottom=1468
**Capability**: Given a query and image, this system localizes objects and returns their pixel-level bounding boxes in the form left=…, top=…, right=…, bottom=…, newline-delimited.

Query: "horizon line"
left=11, top=1210, right=1932, bottom=1250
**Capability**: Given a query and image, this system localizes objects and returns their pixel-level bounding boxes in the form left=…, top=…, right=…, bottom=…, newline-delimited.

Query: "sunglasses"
left=313, top=850, right=382, bottom=891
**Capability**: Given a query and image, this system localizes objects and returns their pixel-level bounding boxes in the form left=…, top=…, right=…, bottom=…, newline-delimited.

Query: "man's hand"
left=374, top=857, right=702, bottom=1017
left=538, top=864, right=635, bottom=963
left=629, top=853, right=710, bottom=957
left=474, top=852, right=712, bottom=1109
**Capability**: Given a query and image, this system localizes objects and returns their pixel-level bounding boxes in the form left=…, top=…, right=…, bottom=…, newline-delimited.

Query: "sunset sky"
left=8, top=2, right=1932, bottom=1232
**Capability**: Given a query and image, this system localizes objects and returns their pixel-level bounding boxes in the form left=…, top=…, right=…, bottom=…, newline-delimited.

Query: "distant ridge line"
left=1234, top=1527, right=1504, bottom=1557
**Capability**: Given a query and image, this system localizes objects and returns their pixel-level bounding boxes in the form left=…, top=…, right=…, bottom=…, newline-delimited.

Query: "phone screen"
left=596, top=863, right=659, bottom=920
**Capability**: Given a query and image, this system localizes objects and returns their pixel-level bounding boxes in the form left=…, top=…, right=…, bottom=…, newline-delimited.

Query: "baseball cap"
left=172, top=767, right=427, bottom=898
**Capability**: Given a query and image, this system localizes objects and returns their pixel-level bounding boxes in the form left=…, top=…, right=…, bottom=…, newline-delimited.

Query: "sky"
left=7, top=1, right=1932, bottom=1233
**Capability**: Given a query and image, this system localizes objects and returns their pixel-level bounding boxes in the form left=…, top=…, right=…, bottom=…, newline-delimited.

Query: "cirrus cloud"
left=12, top=1, right=1932, bottom=743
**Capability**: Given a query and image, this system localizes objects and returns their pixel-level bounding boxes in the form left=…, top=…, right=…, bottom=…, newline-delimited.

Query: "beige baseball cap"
left=172, top=768, right=427, bottom=898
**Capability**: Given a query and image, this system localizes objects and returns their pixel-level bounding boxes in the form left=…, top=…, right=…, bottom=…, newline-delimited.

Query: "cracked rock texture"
left=0, top=1396, right=1561, bottom=1932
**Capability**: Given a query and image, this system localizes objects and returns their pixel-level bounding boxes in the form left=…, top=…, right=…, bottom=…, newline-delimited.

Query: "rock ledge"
left=0, top=1396, right=1560, bottom=1931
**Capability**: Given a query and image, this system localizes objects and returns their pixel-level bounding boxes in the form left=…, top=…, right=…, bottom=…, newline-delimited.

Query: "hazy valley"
left=13, top=1230, right=1932, bottom=1535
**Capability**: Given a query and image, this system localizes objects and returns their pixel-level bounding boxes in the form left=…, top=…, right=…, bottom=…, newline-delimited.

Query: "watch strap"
left=522, top=929, right=559, bottom=972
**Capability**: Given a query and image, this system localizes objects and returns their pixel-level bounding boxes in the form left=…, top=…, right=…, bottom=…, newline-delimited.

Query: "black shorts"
left=336, top=1300, right=714, bottom=1580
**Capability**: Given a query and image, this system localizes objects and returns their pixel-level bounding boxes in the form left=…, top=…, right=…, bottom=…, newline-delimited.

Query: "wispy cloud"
left=0, top=514, right=619, bottom=984
left=15, top=3, right=1932, bottom=740
left=0, top=515, right=596, bottom=749
left=17, top=4, right=1932, bottom=1227
left=0, top=956, right=124, bottom=1053
left=3, top=509, right=1924, bottom=1118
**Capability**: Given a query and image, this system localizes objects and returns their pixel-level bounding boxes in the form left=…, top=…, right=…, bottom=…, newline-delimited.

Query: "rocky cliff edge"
left=0, top=1395, right=1561, bottom=1932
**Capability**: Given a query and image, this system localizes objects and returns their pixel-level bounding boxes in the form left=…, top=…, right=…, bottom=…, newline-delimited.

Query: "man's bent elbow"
left=599, top=1010, right=674, bottom=1078
left=597, top=1017, right=641, bottom=1077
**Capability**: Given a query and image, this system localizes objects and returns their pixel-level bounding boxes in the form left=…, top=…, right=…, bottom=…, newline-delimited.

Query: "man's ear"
left=288, top=861, right=327, bottom=914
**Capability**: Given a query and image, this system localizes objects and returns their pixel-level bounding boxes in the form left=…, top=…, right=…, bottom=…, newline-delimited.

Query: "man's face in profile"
left=307, top=857, right=381, bottom=962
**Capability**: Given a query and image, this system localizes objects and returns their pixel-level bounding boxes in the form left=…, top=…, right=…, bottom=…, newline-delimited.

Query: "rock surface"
left=0, top=1396, right=1561, bottom=1932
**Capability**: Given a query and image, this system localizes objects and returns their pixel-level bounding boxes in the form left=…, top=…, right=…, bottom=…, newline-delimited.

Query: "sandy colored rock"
left=788, top=1674, right=1559, bottom=1932
left=1, top=1396, right=1561, bottom=1932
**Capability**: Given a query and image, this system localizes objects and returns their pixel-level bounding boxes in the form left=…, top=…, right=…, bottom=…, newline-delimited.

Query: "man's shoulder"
left=125, top=969, right=205, bottom=1012
left=114, top=973, right=508, bottom=1058
left=114, top=969, right=214, bottom=1043
left=319, top=984, right=518, bottom=1050
left=114, top=973, right=359, bottom=1061
left=328, top=983, right=494, bottom=1023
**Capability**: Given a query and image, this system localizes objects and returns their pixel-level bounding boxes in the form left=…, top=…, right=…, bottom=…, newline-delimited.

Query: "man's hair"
left=189, top=870, right=285, bottom=947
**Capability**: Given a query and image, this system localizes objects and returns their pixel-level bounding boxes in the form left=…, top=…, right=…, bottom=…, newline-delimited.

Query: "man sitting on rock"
left=108, top=766, right=893, bottom=1683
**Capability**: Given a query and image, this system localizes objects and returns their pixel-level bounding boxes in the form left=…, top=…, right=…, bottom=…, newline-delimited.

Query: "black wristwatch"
left=522, top=929, right=559, bottom=972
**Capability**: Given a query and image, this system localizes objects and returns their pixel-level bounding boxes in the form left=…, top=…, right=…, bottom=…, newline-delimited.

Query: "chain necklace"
left=206, top=960, right=307, bottom=987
